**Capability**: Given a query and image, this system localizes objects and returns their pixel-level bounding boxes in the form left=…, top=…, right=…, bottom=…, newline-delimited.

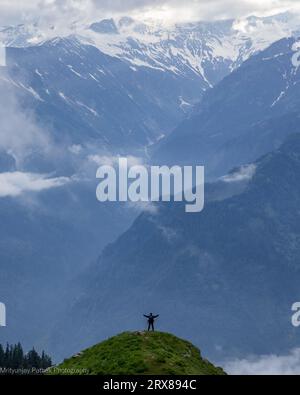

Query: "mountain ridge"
left=1, top=12, right=298, bottom=88
left=154, top=36, right=300, bottom=177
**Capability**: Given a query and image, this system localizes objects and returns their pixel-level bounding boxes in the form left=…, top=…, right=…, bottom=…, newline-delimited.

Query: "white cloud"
left=1, top=0, right=300, bottom=26
left=0, top=171, right=71, bottom=197
left=224, top=349, right=300, bottom=375
left=68, top=144, right=83, bottom=155
left=0, top=72, right=51, bottom=165
left=221, top=164, right=257, bottom=183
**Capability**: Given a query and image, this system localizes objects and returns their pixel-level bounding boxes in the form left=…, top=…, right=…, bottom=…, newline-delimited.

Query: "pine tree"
left=0, top=344, right=4, bottom=367
left=41, top=351, right=52, bottom=369
left=12, top=343, right=24, bottom=369
left=26, top=348, right=41, bottom=369
left=4, top=343, right=11, bottom=368
left=0, top=343, right=52, bottom=372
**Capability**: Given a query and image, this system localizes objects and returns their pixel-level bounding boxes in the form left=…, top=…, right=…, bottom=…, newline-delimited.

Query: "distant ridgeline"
left=0, top=343, right=52, bottom=374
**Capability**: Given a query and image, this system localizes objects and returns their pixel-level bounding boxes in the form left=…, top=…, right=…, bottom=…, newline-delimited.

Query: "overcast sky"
left=1, top=0, right=300, bottom=26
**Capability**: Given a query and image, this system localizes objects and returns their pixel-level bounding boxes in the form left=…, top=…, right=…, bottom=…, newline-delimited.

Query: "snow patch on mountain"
left=1, top=12, right=299, bottom=87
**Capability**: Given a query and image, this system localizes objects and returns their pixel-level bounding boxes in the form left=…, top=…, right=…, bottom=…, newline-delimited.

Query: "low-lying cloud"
left=0, top=171, right=70, bottom=197
left=224, top=349, right=300, bottom=375
left=221, top=164, right=257, bottom=183
left=0, top=73, right=50, bottom=166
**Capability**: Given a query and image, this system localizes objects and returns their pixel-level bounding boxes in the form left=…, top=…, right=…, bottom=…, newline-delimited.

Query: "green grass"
left=49, top=331, right=226, bottom=375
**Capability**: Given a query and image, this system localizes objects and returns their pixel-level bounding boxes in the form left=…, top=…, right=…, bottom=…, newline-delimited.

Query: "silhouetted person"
left=143, top=313, right=159, bottom=331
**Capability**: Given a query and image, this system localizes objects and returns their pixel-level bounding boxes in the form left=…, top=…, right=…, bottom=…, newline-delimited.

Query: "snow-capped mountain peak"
left=1, top=12, right=299, bottom=88
left=79, top=12, right=299, bottom=85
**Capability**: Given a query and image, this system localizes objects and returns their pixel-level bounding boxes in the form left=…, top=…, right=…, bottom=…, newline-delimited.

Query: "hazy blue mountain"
left=0, top=179, right=137, bottom=354
left=4, top=37, right=204, bottom=154
left=0, top=17, right=213, bottom=355
left=0, top=30, right=210, bottom=354
left=0, top=66, right=138, bottom=351
left=51, top=134, right=300, bottom=362
left=154, top=37, right=300, bottom=177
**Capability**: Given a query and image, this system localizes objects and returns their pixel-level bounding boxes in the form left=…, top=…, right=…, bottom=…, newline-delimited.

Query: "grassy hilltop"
left=49, top=331, right=226, bottom=375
